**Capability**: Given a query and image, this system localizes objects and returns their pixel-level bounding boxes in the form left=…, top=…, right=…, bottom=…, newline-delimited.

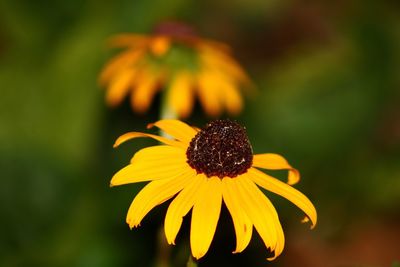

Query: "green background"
left=1, top=0, right=399, bottom=266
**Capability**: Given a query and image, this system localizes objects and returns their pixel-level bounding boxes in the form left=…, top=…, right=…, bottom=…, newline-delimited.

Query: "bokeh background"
left=1, top=0, right=400, bottom=266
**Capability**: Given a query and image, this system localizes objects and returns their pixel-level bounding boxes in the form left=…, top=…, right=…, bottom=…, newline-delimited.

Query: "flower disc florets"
left=153, top=21, right=197, bottom=40
left=186, top=120, right=253, bottom=178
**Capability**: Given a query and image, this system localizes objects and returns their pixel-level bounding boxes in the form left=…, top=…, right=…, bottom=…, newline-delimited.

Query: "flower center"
left=153, top=21, right=197, bottom=40
left=186, top=120, right=253, bottom=178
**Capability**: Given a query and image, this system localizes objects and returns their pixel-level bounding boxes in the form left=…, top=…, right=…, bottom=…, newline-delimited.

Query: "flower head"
left=111, top=119, right=317, bottom=260
left=99, top=22, right=252, bottom=118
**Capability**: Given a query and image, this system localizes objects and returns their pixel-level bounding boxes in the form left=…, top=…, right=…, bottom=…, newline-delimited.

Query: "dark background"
left=1, top=0, right=400, bottom=266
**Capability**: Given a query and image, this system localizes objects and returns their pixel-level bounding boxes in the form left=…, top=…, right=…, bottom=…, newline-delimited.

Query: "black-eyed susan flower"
left=99, top=22, right=252, bottom=118
left=111, top=119, right=317, bottom=260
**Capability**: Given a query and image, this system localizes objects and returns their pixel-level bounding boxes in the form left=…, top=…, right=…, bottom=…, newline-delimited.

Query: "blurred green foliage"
left=1, top=0, right=399, bottom=266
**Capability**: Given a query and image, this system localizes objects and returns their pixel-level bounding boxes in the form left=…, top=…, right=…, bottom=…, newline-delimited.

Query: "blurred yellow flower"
left=99, top=22, right=252, bottom=118
left=111, top=119, right=317, bottom=260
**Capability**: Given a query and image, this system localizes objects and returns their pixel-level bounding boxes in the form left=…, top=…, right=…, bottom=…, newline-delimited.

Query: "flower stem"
left=186, top=255, right=198, bottom=267
left=154, top=88, right=179, bottom=267
left=155, top=226, right=170, bottom=267
left=160, top=89, right=176, bottom=120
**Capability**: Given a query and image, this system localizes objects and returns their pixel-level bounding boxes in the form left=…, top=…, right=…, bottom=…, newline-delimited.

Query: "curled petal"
left=147, top=119, right=197, bottom=144
left=248, top=168, right=317, bottom=229
left=113, top=132, right=185, bottom=148
left=253, top=154, right=300, bottom=185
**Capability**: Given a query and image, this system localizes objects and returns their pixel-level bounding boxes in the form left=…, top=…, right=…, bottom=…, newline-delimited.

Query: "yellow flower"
left=111, top=119, right=317, bottom=260
left=99, top=22, right=252, bottom=118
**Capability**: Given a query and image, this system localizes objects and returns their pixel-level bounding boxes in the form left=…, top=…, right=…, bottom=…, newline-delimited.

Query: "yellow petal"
left=200, top=48, right=252, bottom=87
left=190, top=176, right=222, bottom=259
left=248, top=168, right=317, bottom=229
left=111, top=155, right=193, bottom=187
left=233, top=174, right=281, bottom=258
left=99, top=50, right=142, bottom=85
left=222, top=178, right=253, bottom=253
left=106, top=68, right=136, bottom=107
left=147, top=119, right=197, bottom=144
left=218, top=76, right=243, bottom=115
left=253, top=154, right=300, bottom=185
left=196, top=70, right=222, bottom=117
left=112, top=145, right=191, bottom=187
left=126, top=171, right=194, bottom=228
left=130, top=145, right=186, bottom=164
left=269, top=215, right=285, bottom=261
left=113, top=131, right=185, bottom=148
left=164, top=175, right=204, bottom=245
left=167, top=72, right=194, bottom=118
left=150, top=36, right=171, bottom=56
left=130, top=70, right=159, bottom=113
left=198, top=39, right=232, bottom=54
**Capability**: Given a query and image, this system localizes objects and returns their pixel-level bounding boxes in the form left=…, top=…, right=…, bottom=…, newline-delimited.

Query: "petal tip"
left=165, top=235, right=176, bottom=245
left=301, top=216, right=310, bottom=223
left=288, top=169, right=300, bottom=185
left=301, top=216, right=317, bottom=229
left=266, top=251, right=281, bottom=261
left=191, top=254, right=202, bottom=260
left=146, top=122, right=155, bottom=129
left=127, top=218, right=140, bottom=229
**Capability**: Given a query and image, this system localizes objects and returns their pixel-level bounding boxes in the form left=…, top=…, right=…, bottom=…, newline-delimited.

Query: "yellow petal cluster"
left=111, top=120, right=317, bottom=260
left=100, top=28, right=252, bottom=118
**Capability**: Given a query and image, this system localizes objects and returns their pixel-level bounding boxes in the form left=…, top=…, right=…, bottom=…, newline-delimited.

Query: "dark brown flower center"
left=186, top=120, right=253, bottom=178
left=153, top=21, right=197, bottom=40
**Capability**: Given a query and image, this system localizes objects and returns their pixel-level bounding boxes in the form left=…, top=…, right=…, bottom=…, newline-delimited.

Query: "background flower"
left=99, top=21, right=252, bottom=118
